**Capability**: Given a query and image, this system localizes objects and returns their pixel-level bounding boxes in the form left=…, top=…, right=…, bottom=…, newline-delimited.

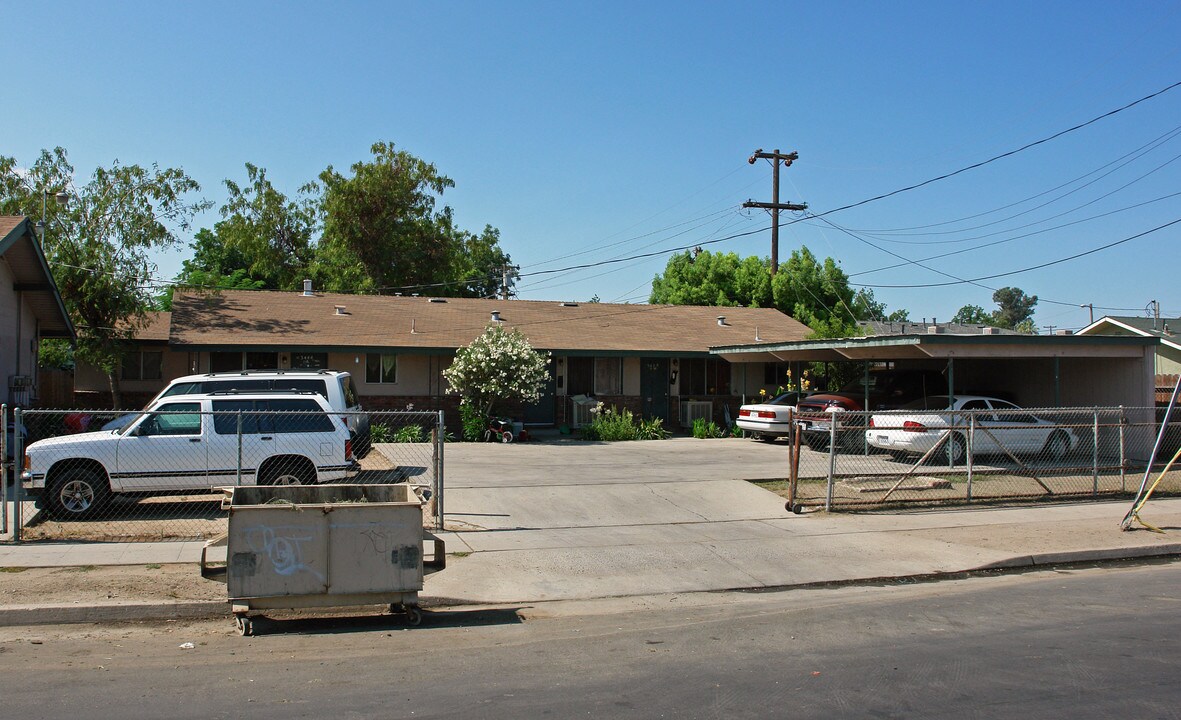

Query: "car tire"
left=47, top=467, right=110, bottom=520
left=927, top=433, right=966, bottom=466
left=1044, top=431, right=1070, bottom=462
left=755, top=434, right=778, bottom=443
left=888, top=451, right=910, bottom=463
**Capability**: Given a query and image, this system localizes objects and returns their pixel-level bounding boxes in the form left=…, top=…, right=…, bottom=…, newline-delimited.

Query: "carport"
left=711, top=332, right=1161, bottom=409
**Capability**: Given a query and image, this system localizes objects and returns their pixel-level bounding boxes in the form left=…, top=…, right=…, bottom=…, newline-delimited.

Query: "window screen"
left=594, top=358, right=622, bottom=395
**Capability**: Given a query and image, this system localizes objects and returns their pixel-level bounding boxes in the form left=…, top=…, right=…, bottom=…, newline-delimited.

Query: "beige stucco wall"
left=622, top=357, right=641, bottom=396
left=0, top=257, right=43, bottom=406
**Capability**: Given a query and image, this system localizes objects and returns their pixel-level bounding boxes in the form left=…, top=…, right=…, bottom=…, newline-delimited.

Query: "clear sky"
left=4, top=0, right=1179, bottom=331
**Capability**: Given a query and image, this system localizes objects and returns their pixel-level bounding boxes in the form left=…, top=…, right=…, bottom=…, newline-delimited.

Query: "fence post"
left=825, top=415, right=837, bottom=511
left=12, top=407, right=22, bottom=543
left=436, top=410, right=445, bottom=529
left=1118, top=406, right=1126, bottom=493
left=236, top=410, right=243, bottom=486
left=1092, top=409, right=1099, bottom=496
left=1, top=403, right=7, bottom=535
left=966, top=413, right=975, bottom=503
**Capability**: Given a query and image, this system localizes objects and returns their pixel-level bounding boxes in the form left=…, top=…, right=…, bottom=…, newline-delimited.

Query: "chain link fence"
left=3, top=407, right=444, bottom=543
left=783, top=406, right=1181, bottom=510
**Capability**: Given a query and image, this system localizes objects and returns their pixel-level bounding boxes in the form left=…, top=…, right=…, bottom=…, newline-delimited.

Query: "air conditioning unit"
left=570, top=395, right=598, bottom=428
left=679, top=400, right=713, bottom=428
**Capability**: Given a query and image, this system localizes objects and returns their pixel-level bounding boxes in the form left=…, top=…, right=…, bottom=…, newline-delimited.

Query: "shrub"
left=459, top=401, right=485, bottom=442
left=581, top=406, right=667, bottom=442
left=692, top=417, right=724, bottom=439
left=394, top=425, right=426, bottom=443
left=370, top=423, right=392, bottom=444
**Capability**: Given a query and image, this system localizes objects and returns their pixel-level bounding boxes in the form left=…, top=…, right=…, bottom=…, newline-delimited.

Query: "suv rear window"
left=212, top=398, right=334, bottom=434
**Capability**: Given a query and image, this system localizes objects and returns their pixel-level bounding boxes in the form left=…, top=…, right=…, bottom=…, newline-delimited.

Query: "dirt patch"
left=0, top=564, right=226, bottom=606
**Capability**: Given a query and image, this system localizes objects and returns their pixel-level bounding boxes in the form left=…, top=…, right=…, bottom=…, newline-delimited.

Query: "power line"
left=851, top=217, right=1181, bottom=289
left=786, top=79, right=1181, bottom=226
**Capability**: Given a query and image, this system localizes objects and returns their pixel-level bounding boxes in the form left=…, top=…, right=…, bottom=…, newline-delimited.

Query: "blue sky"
left=4, top=1, right=1179, bottom=330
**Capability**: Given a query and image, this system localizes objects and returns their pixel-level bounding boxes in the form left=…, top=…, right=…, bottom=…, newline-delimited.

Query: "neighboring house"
left=74, top=286, right=814, bottom=427
left=1076, top=315, right=1181, bottom=375
left=0, top=216, right=75, bottom=407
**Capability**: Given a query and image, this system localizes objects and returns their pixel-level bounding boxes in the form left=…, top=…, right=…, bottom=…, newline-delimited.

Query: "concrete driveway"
left=440, top=436, right=792, bottom=531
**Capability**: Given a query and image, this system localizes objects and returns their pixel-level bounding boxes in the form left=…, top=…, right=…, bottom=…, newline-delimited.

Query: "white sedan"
left=737, top=392, right=806, bottom=441
left=866, top=395, right=1078, bottom=464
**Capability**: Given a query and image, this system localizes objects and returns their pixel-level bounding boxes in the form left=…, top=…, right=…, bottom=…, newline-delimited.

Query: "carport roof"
left=710, top=332, right=1159, bottom=363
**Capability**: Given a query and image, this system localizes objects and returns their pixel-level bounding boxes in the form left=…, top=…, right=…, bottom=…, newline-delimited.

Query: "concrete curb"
left=6, top=545, right=1179, bottom=628
left=0, top=601, right=228, bottom=627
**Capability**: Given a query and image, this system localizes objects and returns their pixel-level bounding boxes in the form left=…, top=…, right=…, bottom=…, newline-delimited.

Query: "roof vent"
left=981, top=327, right=999, bottom=335
left=334, top=305, right=347, bottom=315
left=559, top=302, right=579, bottom=307
left=302, top=279, right=314, bottom=297
left=1055, top=329, right=1073, bottom=336
left=491, top=310, right=502, bottom=323
left=717, top=316, right=728, bottom=326
left=427, top=298, right=447, bottom=303
left=927, top=325, right=942, bottom=334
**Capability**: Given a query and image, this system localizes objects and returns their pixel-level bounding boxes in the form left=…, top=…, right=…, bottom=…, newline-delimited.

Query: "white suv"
left=152, top=370, right=370, bottom=455
left=22, top=392, right=357, bottom=519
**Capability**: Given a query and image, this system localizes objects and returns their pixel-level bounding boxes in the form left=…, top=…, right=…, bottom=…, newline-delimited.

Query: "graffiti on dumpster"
left=245, top=525, right=325, bottom=583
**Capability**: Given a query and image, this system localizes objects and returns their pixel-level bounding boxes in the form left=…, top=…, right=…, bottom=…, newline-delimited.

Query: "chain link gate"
left=787, top=406, right=1181, bottom=511
left=7, top=407, right=445, bottom=543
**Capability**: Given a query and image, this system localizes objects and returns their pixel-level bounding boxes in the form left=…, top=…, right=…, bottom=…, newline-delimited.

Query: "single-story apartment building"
left=75, top=285, right=814, bottom=428
left=0, top=216, right=75, bottom=407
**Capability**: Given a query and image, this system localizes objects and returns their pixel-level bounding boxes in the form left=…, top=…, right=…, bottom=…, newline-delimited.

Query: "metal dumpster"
left=200, top=483, right=445, bottom=635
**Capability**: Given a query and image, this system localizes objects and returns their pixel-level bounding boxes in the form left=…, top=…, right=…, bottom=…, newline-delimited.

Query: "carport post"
left=1, top=403, right=7, bottom=535
left=966, top=413, right=975, bottom=503
left=1119, top=407, right=1127, bottom=492
left=12, top=407, right=22, bottom=543
left=862, top=361, right=870, bottom=455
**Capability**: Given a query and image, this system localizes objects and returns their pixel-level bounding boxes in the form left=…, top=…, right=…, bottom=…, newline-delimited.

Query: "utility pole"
left=499, top=264, right=519, bottom=300
left=743, top=149, right=807, bottom=275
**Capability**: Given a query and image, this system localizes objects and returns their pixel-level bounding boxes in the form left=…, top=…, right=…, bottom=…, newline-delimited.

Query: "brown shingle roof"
left=168, top=289, right=811, bottom=353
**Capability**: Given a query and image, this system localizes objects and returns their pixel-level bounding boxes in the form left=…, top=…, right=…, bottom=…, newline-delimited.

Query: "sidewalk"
left=1, top=496, right=1179, bottom=626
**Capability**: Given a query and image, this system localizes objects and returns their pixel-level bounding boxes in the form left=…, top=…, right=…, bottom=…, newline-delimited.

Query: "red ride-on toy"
left=482, top=417, right=529, bottom=443
left=483, top=417, right=515, bottom=443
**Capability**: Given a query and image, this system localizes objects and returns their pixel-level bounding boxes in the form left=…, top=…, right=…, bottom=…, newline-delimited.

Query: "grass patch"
left=64, top=565, right=97, bottom=573
left=452, top=551, right=471, bottom=558
left=145, top=563, right=161, bottom=570
left=0, top=567, right=28, bottom=573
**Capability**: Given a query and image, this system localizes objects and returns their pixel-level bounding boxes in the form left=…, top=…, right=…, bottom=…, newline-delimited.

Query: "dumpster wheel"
left=235, top=614, right=253, bottom=637
left=392, top=604, right=422, bottom=626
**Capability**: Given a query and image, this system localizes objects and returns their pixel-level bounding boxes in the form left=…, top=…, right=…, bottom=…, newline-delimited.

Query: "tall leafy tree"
left=650, top=246, right=887, bottom=338
left=0, top=148, right=210, bottom=407
left=316, top=141, right=462, bottom=294
left=772, top=247, right=862, bottom=338
left=992, top=287, right=1038, bottom=330
left=212, top=163, right=318, bottom=290
left=951, top=304, right=992, bottom=324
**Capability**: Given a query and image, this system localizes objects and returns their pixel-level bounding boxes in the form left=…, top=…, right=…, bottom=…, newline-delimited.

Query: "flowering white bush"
left=443, top=324, right=550, bottom=417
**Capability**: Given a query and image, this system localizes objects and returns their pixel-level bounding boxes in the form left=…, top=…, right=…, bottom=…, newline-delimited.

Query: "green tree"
left=317, top=141, right=479, bottom=294
left=952, top=304, right=992, bottom=324
left=0, top=148, right=210, bottom=407
left=992, top=287, right=1038, bottom=330
left=442, top=324, right=550, bottom=418
left=209, top=163, right=318, bottom=290
left=772, top=247, right=862, bottom=338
